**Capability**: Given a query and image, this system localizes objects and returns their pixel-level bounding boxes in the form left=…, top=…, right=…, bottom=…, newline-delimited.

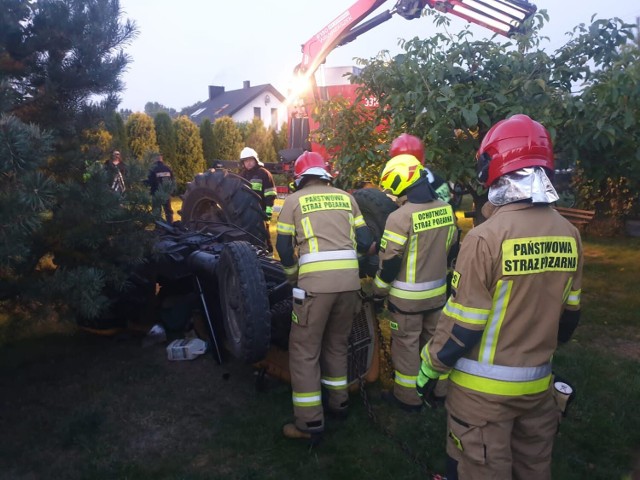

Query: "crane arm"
left=295, top=0, right=537, bottom=79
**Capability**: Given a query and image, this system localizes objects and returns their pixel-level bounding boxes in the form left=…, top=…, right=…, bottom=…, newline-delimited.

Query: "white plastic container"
left=166, top=338, right=208, bottom=361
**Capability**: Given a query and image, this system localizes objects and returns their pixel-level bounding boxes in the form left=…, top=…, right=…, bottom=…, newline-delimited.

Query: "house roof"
left=185, top=83, right=285, bottom=125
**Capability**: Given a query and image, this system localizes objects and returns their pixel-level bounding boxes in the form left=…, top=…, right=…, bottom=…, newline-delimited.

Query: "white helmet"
left=239, top=147, right=264, bottom=167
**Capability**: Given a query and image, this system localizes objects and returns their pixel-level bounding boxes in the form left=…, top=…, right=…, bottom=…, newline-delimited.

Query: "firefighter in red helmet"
left=390, top=133, right=452, bottom=204
left=417, top=114, right=584, bottom=479
left=276, top=151, right=374, bottom=444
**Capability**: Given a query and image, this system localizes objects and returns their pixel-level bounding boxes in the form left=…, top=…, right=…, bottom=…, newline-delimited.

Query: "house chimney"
left=208, top=85, right=225, bottom=100
left=243, top=80, right=250, bottom=89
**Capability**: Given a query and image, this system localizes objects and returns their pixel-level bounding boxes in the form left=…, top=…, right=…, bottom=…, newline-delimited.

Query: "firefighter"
left=416, top=114, right=584, bottom=479
left=390, top=133, right=452, bottom=204
left=276, top=151, right=373, bottom=443
left=239, top=147, right=277, bottom=252
left=374, top=154, right=459, bottom=411
left=147, top=153, right=175, bottom=224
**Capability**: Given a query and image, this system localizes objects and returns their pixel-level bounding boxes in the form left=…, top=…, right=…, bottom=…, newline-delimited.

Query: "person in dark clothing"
left=238, top=147, right=276, bottom=252
left=147, top=153, right=175, bottom=224
left=105, top=150, right=126, bottom=194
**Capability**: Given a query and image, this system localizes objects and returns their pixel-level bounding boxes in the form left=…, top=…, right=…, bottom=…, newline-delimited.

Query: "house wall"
left=233, top=92, right=286, bottom=131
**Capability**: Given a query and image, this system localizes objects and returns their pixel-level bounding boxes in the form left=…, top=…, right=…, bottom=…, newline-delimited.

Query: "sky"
left=117, top=0, right=640, bottom=113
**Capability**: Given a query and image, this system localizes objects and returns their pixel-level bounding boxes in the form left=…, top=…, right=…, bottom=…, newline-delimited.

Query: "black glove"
left=416, top=362, right=440, bottom=409
left=372, top=295, right=386, bottom=314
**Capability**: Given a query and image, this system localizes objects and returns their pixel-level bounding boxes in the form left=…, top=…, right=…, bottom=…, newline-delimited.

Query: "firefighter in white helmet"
left=374, top=153, right=459, bottom=411
left=417, top=114, right=584, bottom=479
left=276, top=151, right=374, bottom=444
left=239, top=147, right=277, bottom=252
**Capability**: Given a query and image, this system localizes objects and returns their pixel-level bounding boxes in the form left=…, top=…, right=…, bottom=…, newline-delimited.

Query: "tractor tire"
left=353, top=187, right=398, bottom=244
left=216, top=241, right=271, bottom=363
left=353, top=188, right=398, bottom=277
left=180, top=169, right=267, bottom=247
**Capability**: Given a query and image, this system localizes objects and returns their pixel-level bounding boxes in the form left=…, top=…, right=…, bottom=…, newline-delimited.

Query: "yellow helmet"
left=379, top=154, right=424, bottom=196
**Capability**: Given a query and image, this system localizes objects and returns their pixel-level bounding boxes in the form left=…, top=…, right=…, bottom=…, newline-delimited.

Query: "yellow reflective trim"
left=566, top=289, right=581, bottom=307
left=292, top=391, right=322, bottom=406
left=562, top=278, right=573, bottom=303
left=380, top=237, right=388, bottom=249
left=389, top=320, right=398, bottom=330
left=450, top=370, right=552, bottom=396
left=353, top=215, right=366, bottom=227
left=420, top=345, right=439, bottom=372
left=502, top=236, right=578, bottom=275
left=389, top=284, right=446, bottom=300
left=299, top=259, right=359, bottom=275
left=478, top=280, right=512, bottom=364
left=374, top=275, right=391, bottom=290
left=443, top=300, right=489, bottom=326
left=264, top=190, right=277, bottom=197
left=301, top=217, right=318, bottom=253
left=394, top=371, right=417, bottom=387
left=277, top=222, right=295, bottom=235
left=349, top=213, right=357, bottom=249
left=412, top=205, right=455, bottom=232
left=299, top=193, right=351, bottom=214
left=321, top=376, right=348, bottom=390
left=449, top=430, right=463, bottom=451
left=446, top=225, right=456, bottom=250
left=283, top=264, right=298, bottom=275
left=406, top=234, right=418, bottom=283
left=382, top=230, right=407, bottom=246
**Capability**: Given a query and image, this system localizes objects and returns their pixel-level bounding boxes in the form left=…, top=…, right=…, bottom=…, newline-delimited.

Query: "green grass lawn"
left=0, top=200, right=639, bottom=479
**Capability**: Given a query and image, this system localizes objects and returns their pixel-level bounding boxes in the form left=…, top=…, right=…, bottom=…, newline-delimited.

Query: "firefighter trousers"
left=445, top=385, right=560, bottom=479
left=390, top=308, right=444, bottom=405
left=288, top=290, right=360, bottom=433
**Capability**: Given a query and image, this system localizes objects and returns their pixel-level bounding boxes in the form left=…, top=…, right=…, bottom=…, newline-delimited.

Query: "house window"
left=271, top=108, right=278, bottom=129
left=254, top=107, right=261, bottom=119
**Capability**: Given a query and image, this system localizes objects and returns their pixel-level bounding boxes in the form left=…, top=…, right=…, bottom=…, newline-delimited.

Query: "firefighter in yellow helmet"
left=276, top=151, right=374, bottom=444
left=417, top=114, right=584, bottom=479
left=374, top=153, right=459, bottom=411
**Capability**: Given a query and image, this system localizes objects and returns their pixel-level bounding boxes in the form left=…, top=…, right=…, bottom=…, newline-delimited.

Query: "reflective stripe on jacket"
left=423, top=203, right=583, bottom=397
left=374, top=200, right=458, bottom=312
left=276, top=183, right=364, bottom=293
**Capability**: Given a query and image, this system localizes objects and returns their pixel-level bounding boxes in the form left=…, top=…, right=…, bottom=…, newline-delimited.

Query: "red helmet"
left=294, top=151, right=332, bottom=182
left=390, top=133, right=425, bottom=164
left=477, top=114, right=554, bottom=187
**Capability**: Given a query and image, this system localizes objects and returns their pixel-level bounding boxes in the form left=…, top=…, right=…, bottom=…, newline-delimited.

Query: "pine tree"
left=106, top=111, right=129, bottom=156
left=173, top=116, right=205, bottom=191
left=0, top=0, right=154, bottom=323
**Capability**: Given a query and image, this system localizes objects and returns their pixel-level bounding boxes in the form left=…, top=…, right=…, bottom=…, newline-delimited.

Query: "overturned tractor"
left=148, top=168, right=396, bottom=385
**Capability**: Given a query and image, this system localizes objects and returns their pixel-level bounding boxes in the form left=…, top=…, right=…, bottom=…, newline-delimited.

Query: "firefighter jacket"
left=239, top=165, right=276, bottom=213
left=275, top=181, right=372, bottom=293
left=147, top=160, right=174, bottom=195
left=422, top=202, right=583, bottom=397
left=373, top=189, right=459, bottom=313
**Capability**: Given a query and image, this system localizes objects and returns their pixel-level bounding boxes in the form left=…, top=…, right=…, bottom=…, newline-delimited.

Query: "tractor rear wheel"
left=180, top=169, right=267, bottom=247
left=353, top=188, right=398, bottom=277
left=216, top=241, right=271, bottom=363
left=353, top=187, right=398, bottom=244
